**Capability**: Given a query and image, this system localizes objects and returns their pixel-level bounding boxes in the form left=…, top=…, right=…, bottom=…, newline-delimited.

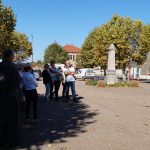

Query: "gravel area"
left=15, top=81, right=150, bottom=150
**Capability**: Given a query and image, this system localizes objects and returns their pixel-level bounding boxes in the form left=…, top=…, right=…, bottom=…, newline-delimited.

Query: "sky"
left=2, top=0, right=150, bottom=61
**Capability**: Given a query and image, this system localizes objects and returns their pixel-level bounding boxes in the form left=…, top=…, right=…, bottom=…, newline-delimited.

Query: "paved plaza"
left=17, top=81, right=150, bottom=150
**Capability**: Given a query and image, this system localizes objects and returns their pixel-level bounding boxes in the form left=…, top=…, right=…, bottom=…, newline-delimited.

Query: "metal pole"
left=31, top=34, right=33, bottom=63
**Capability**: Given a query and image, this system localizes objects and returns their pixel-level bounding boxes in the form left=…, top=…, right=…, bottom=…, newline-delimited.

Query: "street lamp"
left=31, top=34, right=34, bottom=63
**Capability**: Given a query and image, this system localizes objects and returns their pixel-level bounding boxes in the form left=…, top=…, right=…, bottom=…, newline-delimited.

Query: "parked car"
left=75, top=68, right=95, bottom=80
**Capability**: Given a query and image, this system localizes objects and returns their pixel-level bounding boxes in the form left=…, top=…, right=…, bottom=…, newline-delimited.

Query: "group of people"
left=0, top=50, right=78, bottom=148
left=42, top=60, right=78, bottom=103
left=0, top=50, right=21, bottom=147
left=0, top=50, right=39, bottom=148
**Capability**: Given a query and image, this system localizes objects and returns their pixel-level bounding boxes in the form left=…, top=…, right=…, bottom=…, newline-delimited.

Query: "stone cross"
left=106, top=44, right=117, bottom=85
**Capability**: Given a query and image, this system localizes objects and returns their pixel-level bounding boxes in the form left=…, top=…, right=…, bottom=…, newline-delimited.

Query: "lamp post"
left=31, top=34, right=34, bottom=63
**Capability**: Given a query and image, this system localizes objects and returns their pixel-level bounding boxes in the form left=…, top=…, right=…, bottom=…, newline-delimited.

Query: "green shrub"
left=85, top=79, right=139, bottom=88
left=129, top=80, right=139, bottom=87
left=92, top=80, right=98, bottom=86
left=97, top=80, right=106, bottom=87
left=107, top=82, right=129, bottom=87
left=85, top=79, right=93, bottom=85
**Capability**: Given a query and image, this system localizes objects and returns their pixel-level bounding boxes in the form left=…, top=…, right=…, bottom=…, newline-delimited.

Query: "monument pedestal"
left=106, top=70, right=117, bottom=85
left=106, top=44, right=118, bottom=85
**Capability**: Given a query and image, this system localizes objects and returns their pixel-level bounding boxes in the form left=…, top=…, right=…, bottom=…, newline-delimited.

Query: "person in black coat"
left=0, top=50, right=21, bottom=148
left=42, top=64, right=52, bottom=102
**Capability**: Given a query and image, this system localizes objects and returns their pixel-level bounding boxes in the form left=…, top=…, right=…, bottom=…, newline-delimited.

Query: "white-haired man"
left=63, top=60, right=78, bottom=102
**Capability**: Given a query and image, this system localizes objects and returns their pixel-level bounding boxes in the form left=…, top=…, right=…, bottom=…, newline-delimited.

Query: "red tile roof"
left=64, top=45, right=81, bottom=53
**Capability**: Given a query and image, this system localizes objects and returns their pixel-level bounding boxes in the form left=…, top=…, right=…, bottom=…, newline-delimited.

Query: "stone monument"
left=106, top=43, right=117, bottom=85
left=141, top=52, right=150, bottom=75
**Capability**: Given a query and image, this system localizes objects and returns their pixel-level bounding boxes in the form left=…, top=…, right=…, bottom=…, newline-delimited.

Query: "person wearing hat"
left=0, top=50, right=21, bottom=147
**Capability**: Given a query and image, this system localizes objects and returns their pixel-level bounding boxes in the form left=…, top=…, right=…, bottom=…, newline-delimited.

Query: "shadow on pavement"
left=17, top=95, right=97, bottom=150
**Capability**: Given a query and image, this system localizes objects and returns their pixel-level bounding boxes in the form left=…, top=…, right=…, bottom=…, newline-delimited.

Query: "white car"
left=75, top=68, right=95, bottom=80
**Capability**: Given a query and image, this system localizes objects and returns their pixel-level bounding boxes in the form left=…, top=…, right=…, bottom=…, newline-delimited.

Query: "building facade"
left=63, top=45, right=80, bottom=66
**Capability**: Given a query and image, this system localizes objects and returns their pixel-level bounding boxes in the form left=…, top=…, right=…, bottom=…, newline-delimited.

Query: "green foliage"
left=85, top=79, right=99, bottom=86
left=85, top=79, right=93, bottom=85
left=10, top=32, right=32, bottom=61
left=138, top=25, right=150, bottom=64
left=0, top=1, right=32, bottom=61
left=85, top=79, right=139, bottom=88
left=44, top=42, right=69, bottom=64
left=77, top=28, right=99, bottom=68
left=0, top=1, right=16, bottom=56
left=92, top=80, right=98, bottom=86
left=79, top=15, right=150, bottom=70
left=76, top=54, right=83, bottom=68
left=107, top=82, right=129, bottom=87
left=93, top=25, right=110, bottom=70
left=32, top=60, right=43, bottom=67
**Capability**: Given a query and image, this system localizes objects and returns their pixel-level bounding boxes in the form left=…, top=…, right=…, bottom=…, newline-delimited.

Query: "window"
left=69, top=55, right=72, bottom=60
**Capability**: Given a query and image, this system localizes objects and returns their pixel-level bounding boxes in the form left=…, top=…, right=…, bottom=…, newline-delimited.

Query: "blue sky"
left=3, top=0, right=150, bottom=61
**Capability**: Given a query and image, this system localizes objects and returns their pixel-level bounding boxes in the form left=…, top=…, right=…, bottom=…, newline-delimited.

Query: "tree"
left=101, top=15, right=135, bottom=70
left=79, top=15, right=150, bottom=70
left=44, top=42, right=69, bottom=64
left=10, top=32, right=32, bottom=61
left=93, top=16, right=139, bottom=70
left=138, top=25, right=150, bottom=64
left=0, top=1, right=16, bottom=56
left=0, top=1, right=33, bottom=61
left=93, top=24, right=111, bottom=70
left=32, top=60, right=43, bottom=67
left=77, top=28, right=98, bottom=68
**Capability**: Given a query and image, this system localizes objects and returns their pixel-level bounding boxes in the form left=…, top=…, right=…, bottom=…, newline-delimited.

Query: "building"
left=63, top=45, right=80, bottom=66
left=127, top=52, right=150, bottom=80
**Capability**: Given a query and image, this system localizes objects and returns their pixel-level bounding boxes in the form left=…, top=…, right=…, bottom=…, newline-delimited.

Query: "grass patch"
left=85, top=79, right=139, bottom=87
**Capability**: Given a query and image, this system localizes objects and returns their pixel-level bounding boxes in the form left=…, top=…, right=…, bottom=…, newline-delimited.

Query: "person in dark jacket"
left=42, top=64, right=52, bottom=102
left=0, top=50, right=21, bottom=148
left=49, top=61, right=61, bottom=101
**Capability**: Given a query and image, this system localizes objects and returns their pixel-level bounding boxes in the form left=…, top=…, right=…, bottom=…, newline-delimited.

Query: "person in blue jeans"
left=63, top=61, right=78, bottom=103
left=42, top=64, right=52, bottom=102
left=50, top=61, right=62, bottom=101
